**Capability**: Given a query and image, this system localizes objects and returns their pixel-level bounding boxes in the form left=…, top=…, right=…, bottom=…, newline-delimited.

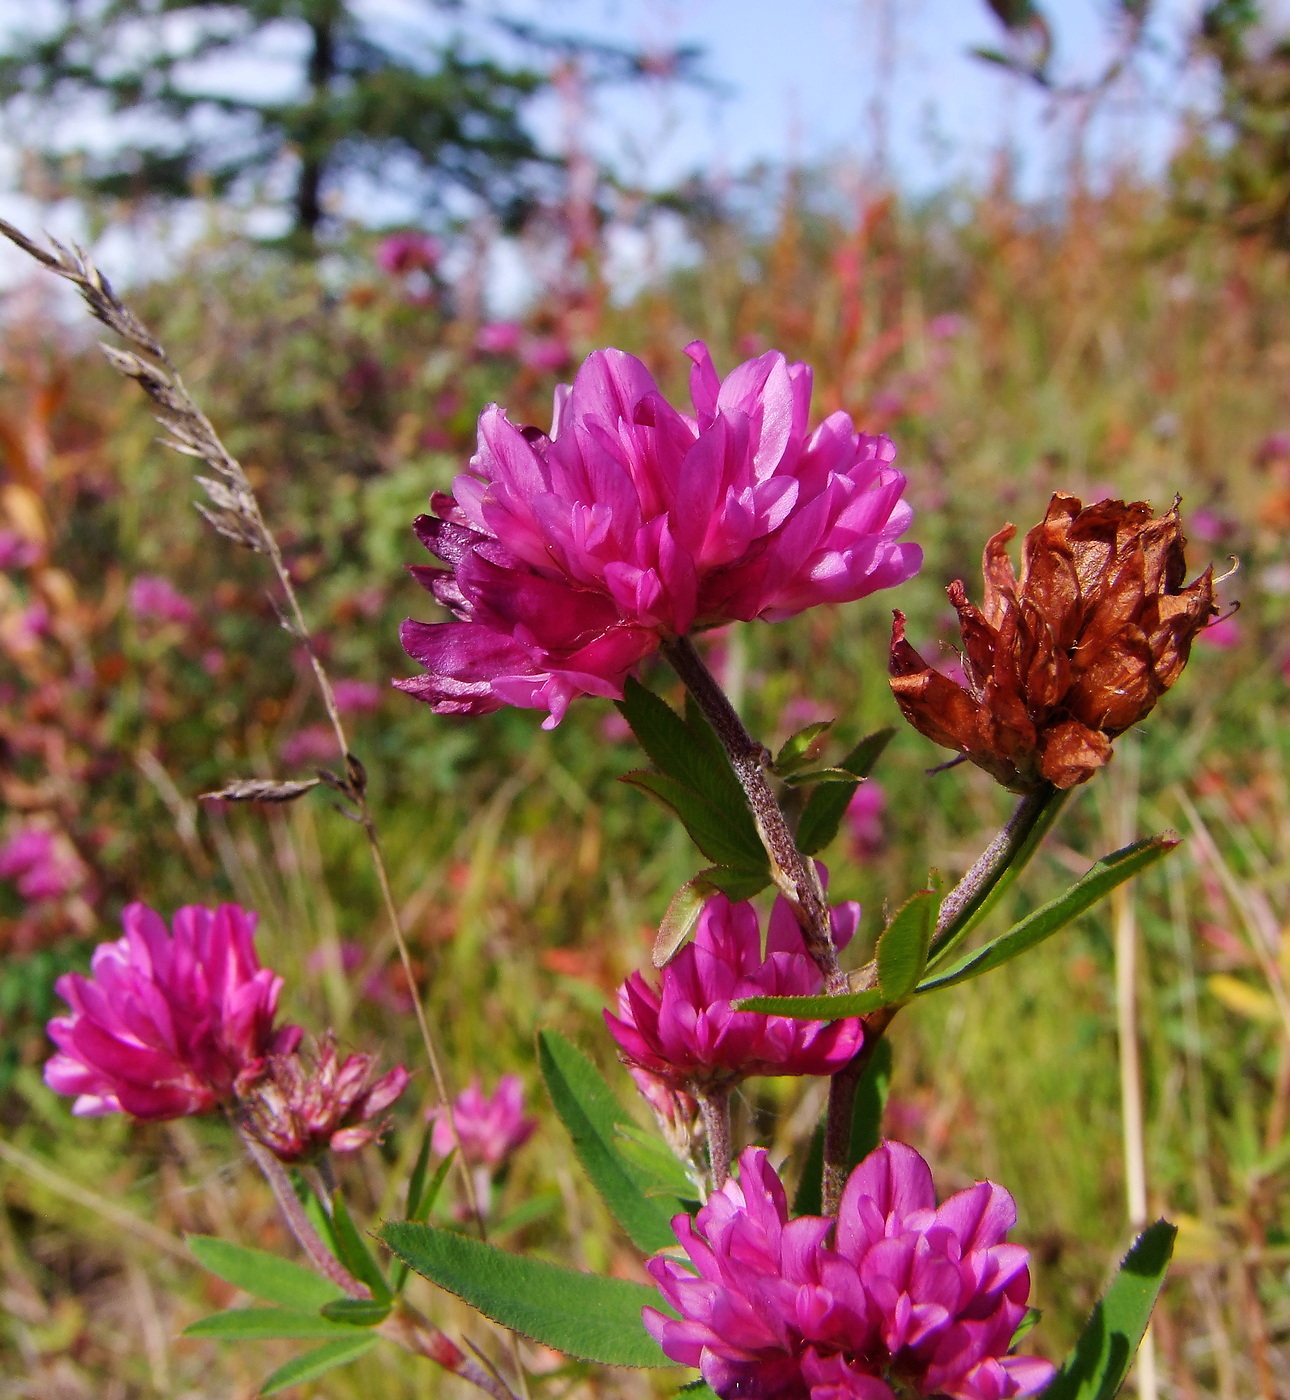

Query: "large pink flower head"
left=604, top=887, right=864, bottom=1090
left=44, top=902, right=301, bottom=1121
left=429, top=1073, right=536, bottom=1171
left=397, top=342, right=922, bottom=726
left=646, top=1143, right=1055, bottom=1400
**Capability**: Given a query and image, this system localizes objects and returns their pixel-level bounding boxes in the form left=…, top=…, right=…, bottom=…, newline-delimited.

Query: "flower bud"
left=889, top=493, right=1219, bottom=792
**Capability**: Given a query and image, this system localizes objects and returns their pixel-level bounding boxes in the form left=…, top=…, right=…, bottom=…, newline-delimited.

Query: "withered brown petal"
left=889, top=612, right=989, bottom=756
left=1038, top=719, right=1114, bottom=789
left=947, top=580, right=997, bottom=697
left=1066, top=626, right=1157, bottom=734
left=1019, top=503, right=1083, bottom=651
left=980, top=524, right=1019, bottom=629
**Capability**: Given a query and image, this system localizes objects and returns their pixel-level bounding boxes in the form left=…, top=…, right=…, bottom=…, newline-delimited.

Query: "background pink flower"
left=128, top=574, right=197, bottom=625
left=429, top=1072, right=536, bottom=1170
left=0, top=826, right=83, bottom=902
left=45, top=902, right=300, bottom=1120
left=397, top=342, right=921, bottom=726
left=375, top=231, right=441, bottom=276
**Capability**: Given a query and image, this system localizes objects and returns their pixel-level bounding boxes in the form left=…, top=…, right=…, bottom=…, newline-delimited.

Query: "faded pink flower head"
left=429, top=1073, right=536, bottom=1170
left=520, top=335, right=572, bottom=373
left=128, top=574, right=197, bottom=625
left=646, top=1143, right=1054, bottom=1400
left=845, top=781, right=887, bottom=861
left=280, top=723, right=338, bottom=767
left=375, top=231, right=441, bottom=276
left=475, top=321, right=524, bottom=356
left=240, top=1034, right=409, bottom=1162
left=397, top=342, right=922, bottom=726
left=0, top=529, right=41, bottom=570
left=330, top=678, right=383, bottom=714
left=0, top=826, right=83, bottom=902
left=44, top=902, right=301, bottom=1120
left=604, top=885, right=864, bottom=1090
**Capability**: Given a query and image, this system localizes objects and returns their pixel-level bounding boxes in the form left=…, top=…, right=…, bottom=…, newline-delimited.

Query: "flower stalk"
left=696, top=1084, right=733, bottom=1191
left=662, top=635, right=846, bottom=994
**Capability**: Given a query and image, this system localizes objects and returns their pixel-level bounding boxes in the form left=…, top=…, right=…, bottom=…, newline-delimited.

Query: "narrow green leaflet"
left=183, top=1308, right=363, bottom=1340
left=918, top=836, right=1178, bottom=994
left=259, top=1335, right=378, bottom=1396
left=1041, top=1221, right=1176, bottom=1400
left=330, top=1192, right=391, bottom=1303
left=617, top=678, right=747, bottom=814
left=614, top=1122, right=698, bottom=1201
left=623, top=771, right=767, bottom=871
left=538, top=1029, right=679, bottom=1253
left=876, top=891, right=936, bottom=1004
left=320, top=1298, right=391, bottom=1326
left=796, top=730, right=895, bottom=856
left=380, top=1221, right=671, bottom=1369
left=734, top=988, right=886, bottom=1019
left=793, top=1040, right=893, bottom=1215
left=395, top=1148, right=455, bottom=1293
left=404, top=1127, right=434, bottom=1221
left=187, top=1236, right=342, bottom=1310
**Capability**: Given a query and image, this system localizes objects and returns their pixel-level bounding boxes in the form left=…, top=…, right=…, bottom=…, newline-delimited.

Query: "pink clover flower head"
left=475, top=321, right=524, bottom=356
left=0, top=826, right=83, bottom=901
left=604, top=886, right=864, bottom=1089
left=128, top=574, right=197, bottom=625
left=330, top=678, right=383, bottom=714
left=397, top=342, right=922, bottom=727
left=240, top=1033, right=409, bottom=1162
left=0, top=528, right=42, bottom=570
left=375, top=231, right=441, bottom=276
left=44, top=902, right=301, bottom=1120
left=845, top=781, right=887, bottom=861
left=520, top=335, right=572, bottom=373
left=429, top=1072, right=536, bottom=1169
left=646, top=1143, right=1054, bottom=1400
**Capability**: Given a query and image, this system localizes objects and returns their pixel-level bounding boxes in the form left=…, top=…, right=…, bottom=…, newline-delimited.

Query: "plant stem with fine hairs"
left=662, top=635, right=845, bottom=994
left=820, top=1007, right=896, bottom=1215
left=696, top=1083, right=733, bottom=1192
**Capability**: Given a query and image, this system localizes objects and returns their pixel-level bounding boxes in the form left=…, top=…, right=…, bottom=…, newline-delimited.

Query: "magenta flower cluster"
left=646, top=1143, right=1054, bottom=1400
left=398, top=342, right=921, bottom=725
left=45, top=902, right=300, bottom=1120
left=605, top=885, right=864, bottom=1090
left=0, top=826, right=82, bottom=902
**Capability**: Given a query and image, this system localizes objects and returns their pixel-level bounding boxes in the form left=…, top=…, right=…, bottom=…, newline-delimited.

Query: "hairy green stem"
left=662, top=635, right=845, bottom=994
left=697, top=1083, right=733, bottom=1192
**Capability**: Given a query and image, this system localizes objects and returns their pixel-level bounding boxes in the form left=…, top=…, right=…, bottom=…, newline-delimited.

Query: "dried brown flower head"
left=889, top=493, right=1219, bottom=792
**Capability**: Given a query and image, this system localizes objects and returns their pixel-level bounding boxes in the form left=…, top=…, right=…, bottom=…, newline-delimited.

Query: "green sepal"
left=772, top=721, right=833, bottom=776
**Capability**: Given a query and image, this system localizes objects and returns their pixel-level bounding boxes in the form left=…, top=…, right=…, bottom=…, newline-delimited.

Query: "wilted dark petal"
left=979, top=525, right=1019, bottom=629
left=1018, top=503, right=1082, bottom=651
left=1037, top=719, right=1113, bottom=789
left=889, top=613, right=988, bottom=757
left=1066, top=626, right=1156, bottom=734
left=946, top=583, right=995, bottom=697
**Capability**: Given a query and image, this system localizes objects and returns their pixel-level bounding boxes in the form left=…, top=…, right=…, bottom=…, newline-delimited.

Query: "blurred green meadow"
left=2, top=172, right=1290, bottom=1397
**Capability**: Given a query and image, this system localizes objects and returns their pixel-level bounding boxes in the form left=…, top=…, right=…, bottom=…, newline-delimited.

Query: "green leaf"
left=918, top=836, right=1179, bottom=994
left=623, top=771, right=767, bottom=871
left=404, top=1127, right=434, bottom=1222
left=492, top=1190, right=562, bottom=1237
left=702, top=865, right=772, bottom=902
left=1042, top=1220, right=1176, bottom=1400
left=613, top=1122, right=698, bottom=1201
left=381, top=1221, right=672, bottom=1368
left=617, top=678, right=746, bottom=812
left=773, top=721, right=833, bottom=776
left=796, top=730, right=895, bottom=856
left=259, top=1335, right=378, bottom=1395
left=849, top=1037, right=894, bottom=1164
left=319, top=1298, right=391, bottom=1326
left=783, top=767, right=867, bottom=785
left=395, top=1148, right=455, bottom=1293
left=330, top=1193, right=391, bottom=1303
left=678, top=1384, right=720, bottom=1399
left=733, top=988, right=886, bottom=1019
left=877, top=891, right=936, bottom=1004
left=538, top=1029, right=679, bottom=1253
left=187, top=1236, right=342, bottom=1311
left=183, top=1308, right=362, bottom=1341
left=792, top=1039, right=892, bottom=1216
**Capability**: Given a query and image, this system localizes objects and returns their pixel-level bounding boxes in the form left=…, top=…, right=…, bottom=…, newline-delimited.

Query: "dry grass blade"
left=200, top=778, right=323, bottom=803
